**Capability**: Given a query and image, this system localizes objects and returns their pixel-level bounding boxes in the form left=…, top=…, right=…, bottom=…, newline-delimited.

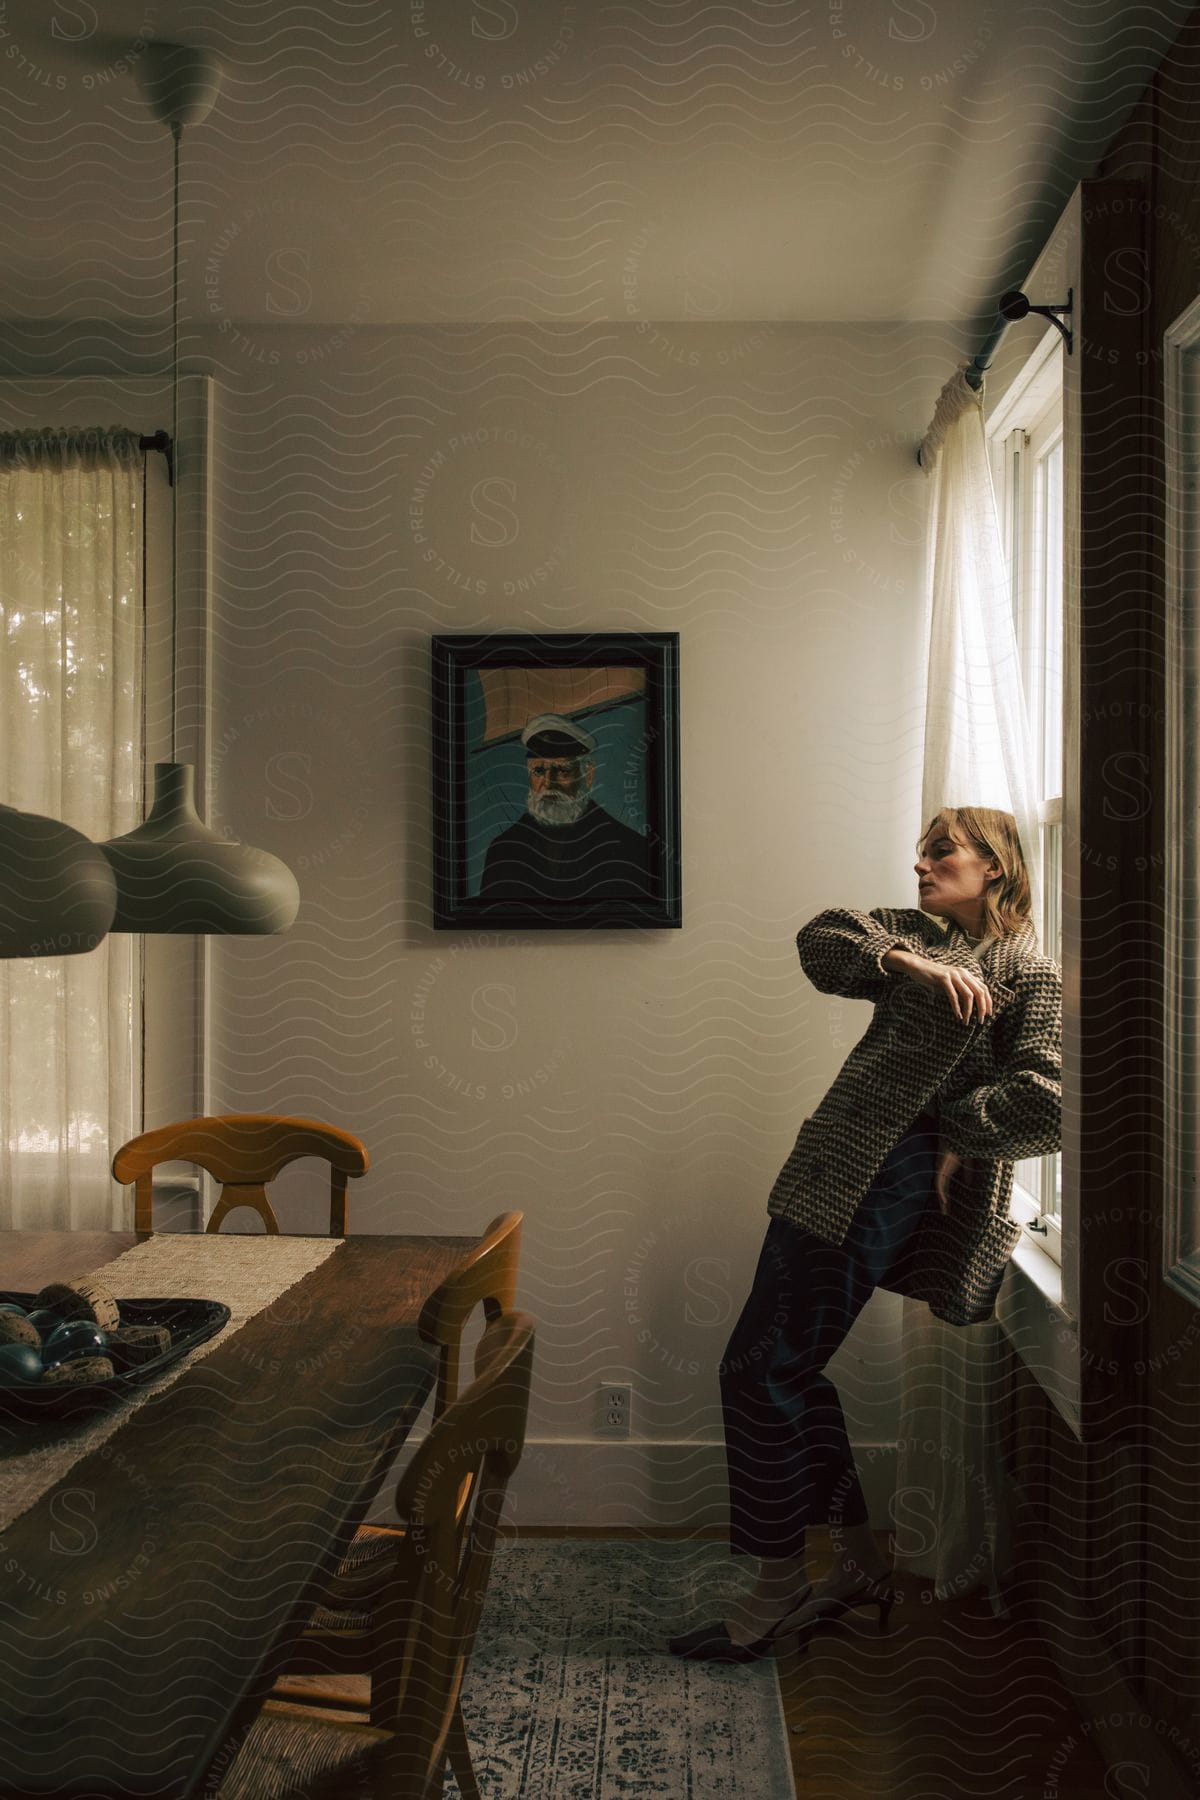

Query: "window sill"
left=1009, top=1230, right=1066, bottom=1309
left=995, top=1232, right=1081, bottom=1441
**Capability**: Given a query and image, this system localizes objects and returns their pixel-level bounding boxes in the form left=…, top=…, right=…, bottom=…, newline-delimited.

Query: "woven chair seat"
left=311, top=1526, right=396, bottom=1623
left=338, top=1526, right=397, bottom=1576
left=331, top=1524, right=398, bottom=1592
left=306, top=1598, right=372, bottom=1634
left=216, top=1700, right=391, bottom=1800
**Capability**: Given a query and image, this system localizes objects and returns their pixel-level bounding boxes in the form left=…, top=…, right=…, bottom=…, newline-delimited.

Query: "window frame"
left=1163, top=293, right=1200, bottom=1307
left=984, top=329, right=1065, bottom=1267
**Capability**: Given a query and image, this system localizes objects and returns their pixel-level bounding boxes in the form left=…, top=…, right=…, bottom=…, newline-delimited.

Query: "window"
left=986, top=330, right=1064, bottom=1265
left=0, top=429, right=146, bottom=1227
left=0, top=377, right=203, bottom=1231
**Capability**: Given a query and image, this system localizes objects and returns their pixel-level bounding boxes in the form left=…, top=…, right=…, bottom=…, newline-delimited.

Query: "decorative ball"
left=26, top=1309, right=64, bottom=1337
left=41, top=1321, right=109, bottom=1367
left=0, top=1343, right=45, bottom=1384
left=0, top=1313, right=42, bottom=1350
left=41, top=1355, right=114, bottom=1385
left=30, top=1282, right=95, bottom=1325
left=0, top=1302, right=29, bottom=1316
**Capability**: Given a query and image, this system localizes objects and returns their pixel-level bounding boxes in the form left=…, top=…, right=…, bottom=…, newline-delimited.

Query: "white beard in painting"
left=527, top=789, right=590, bottom=827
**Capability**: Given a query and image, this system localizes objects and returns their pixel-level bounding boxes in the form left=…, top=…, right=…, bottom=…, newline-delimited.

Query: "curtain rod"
left=918, top=288, right=1074, bottom=466
left=962, top=315, right=1008, bottom=393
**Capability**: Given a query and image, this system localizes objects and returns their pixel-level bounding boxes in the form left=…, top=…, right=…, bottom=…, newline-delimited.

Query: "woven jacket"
left=766, top=906, right=1062, bottom=1326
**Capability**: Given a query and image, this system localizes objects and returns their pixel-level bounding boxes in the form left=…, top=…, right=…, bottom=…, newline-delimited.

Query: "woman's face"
left=914, top=826, right=1001, bottom=927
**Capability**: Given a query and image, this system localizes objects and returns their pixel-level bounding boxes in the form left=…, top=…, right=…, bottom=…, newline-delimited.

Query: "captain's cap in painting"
left=520, top=713, right=598, bottom=759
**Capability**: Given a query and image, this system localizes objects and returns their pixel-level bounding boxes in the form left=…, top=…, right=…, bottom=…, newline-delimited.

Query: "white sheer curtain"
left=0, top=427, right=144, bottom=1229
left=891, top=368, right=1043, bottom=1616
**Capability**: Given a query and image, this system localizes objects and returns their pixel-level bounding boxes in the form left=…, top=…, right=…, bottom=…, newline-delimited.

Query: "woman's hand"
left=934, top=1147, right=964, bottom=1215
left=884, top=949, right=994, bottom=1025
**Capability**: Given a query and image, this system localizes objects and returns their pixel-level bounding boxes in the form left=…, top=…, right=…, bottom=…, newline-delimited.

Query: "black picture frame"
left=432, top=631, right=681, bottom=930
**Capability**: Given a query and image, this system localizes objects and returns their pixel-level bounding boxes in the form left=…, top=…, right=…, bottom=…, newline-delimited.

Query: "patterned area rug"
left=444, top=1539, right=797, bottom=1799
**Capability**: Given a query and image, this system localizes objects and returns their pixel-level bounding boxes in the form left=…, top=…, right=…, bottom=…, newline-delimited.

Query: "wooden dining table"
left=0, top=1227, right=480, bottom=1799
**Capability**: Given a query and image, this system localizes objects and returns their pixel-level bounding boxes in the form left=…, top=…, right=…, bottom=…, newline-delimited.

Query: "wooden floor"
left=514, top=1526, right=1114, bottom=1800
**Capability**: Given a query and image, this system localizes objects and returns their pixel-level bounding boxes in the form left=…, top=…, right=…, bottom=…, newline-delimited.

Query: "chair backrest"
left=368, top=1311, right=535, bottom=1797
left=417, top=1210, right=523, bottom=1420
left=111, top=1114, right=370, bottom=1235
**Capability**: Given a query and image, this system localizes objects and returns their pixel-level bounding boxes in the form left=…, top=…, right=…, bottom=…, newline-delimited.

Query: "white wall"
left=194, top=318, right=952, bottom=1526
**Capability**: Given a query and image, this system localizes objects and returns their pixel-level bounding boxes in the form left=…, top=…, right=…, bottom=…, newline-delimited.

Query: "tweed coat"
left=766, top=905, right=1062, bottom=1327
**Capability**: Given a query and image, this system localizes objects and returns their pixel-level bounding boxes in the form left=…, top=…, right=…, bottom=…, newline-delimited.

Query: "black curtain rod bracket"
left=963, top=287, right=1074, bottom=391
left=998, top=287, right=1073, bottom=355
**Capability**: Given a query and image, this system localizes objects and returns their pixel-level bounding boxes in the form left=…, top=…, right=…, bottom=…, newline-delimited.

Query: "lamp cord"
left=170, top=117, right=181, bottom=765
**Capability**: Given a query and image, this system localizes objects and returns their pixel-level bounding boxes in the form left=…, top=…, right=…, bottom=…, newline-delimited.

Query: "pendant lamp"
left=0, top=805, right=117, bottom=959
left=101, top=44, right=300, bottom=936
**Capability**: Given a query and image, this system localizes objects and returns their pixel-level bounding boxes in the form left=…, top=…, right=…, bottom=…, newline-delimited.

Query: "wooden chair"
left=112, top=1113, right=370, bottom=1235
left=284, top=1210, right=523, bottom=1620
left=214, top=1311, right=536, bottom=1800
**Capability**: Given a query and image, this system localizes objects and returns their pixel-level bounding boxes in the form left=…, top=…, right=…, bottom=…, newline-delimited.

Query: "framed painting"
left=431, top=631, right=681, bottom=930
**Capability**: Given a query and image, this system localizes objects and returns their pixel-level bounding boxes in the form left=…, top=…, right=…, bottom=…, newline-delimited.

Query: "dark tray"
left=0, top=1293, right=231, bottom=1424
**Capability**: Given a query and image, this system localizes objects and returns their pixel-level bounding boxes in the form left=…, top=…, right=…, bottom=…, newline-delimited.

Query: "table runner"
left=0, top=1233, right=340, bottom=1534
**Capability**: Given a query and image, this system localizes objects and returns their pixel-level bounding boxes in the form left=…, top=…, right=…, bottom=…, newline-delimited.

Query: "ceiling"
left=0, top=0, right=1192, bottom=334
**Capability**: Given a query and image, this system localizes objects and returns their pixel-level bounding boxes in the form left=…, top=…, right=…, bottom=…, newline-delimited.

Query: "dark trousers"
left=719, top=1111, right=941, bottom=1561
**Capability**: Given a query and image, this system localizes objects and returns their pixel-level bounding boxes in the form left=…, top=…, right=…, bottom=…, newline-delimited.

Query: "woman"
left=669, top=806, right=1062, bottom=1663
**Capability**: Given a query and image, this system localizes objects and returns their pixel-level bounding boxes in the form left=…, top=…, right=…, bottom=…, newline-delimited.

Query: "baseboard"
left=366, top=1437, right=899, bottom=1533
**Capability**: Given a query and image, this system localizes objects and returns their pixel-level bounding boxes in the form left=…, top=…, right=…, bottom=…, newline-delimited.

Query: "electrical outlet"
left=596, top=1381, right=631, bottom=1438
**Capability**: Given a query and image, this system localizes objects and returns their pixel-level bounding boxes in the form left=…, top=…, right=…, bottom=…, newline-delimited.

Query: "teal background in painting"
left=466, top=673, right=649, bottom=898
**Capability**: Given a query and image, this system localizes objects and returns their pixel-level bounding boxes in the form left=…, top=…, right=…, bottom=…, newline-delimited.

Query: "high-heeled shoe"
left=667, top=1585, right=814, bottom=1663
left=780, top=1572, right=898, bottom=1651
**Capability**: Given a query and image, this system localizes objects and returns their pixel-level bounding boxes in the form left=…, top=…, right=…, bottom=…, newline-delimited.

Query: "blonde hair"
left=916, top=806, right=1033, bottom=942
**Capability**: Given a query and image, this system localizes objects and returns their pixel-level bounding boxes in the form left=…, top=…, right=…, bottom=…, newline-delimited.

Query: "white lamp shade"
left=139, top=44, right=223, bottom=129
left=0, top=803, right=118, bottom=957
left=100, top=763, right=300, bottom=936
